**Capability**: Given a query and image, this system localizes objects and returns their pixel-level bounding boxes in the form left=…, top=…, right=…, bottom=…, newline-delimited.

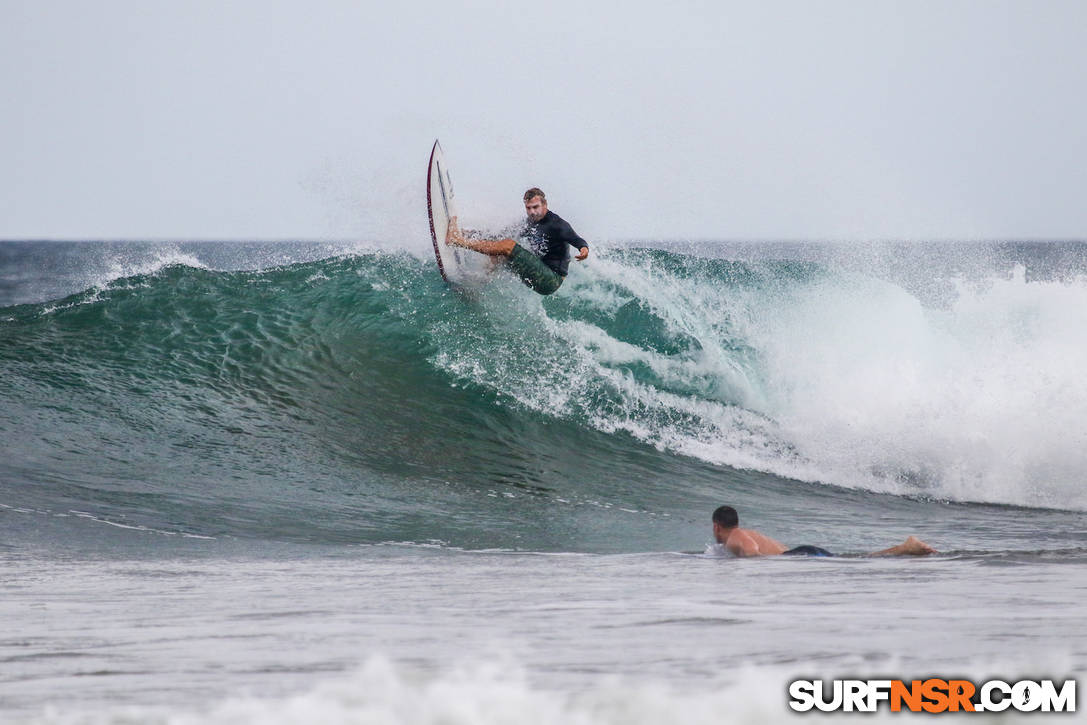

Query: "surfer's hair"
left=523, top=187, right=546, bottom=203
left=712, top=506, right=739, bottom=529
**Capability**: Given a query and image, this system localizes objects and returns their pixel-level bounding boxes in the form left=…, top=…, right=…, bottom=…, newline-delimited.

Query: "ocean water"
left=1, top=240, right=1085, bottom=723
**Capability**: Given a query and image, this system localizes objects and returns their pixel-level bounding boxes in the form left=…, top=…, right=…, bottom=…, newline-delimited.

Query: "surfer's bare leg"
left=446, top=217, right=515, bottom=256
left=451, top=235, right=516, bottom=256
left=868, top=536, right=937, bottom=557
left=445, top=216, right=466, bottom=247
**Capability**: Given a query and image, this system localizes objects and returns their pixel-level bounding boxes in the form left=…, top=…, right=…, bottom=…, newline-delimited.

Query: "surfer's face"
left=524, top=196, right=547, bottom=223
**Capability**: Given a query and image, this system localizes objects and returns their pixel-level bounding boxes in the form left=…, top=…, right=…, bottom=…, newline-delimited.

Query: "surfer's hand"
left=575, top=247, right=589, bottom=261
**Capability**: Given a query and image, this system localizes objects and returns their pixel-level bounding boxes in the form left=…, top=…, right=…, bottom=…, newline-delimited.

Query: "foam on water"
left=754, top=263, right=1087, bottom=508
left=96, top=247, right=208, bottom=285
left=432, top=249, right=1087, bottom=510
left=26, top=654, right=1072, bottom=725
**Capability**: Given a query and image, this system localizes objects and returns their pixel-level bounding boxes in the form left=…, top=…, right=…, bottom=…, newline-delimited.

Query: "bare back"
left=725, top=527, right=788, bottom=557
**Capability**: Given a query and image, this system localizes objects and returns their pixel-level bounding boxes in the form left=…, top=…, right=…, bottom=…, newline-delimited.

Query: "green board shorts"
left=506, top=244, right=564, bottom=296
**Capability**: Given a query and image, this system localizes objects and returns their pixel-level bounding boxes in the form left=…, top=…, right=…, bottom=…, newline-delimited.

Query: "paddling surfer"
left=711, top=506, right=937, bottom=557
left=446, top=188, right=589, bottom=295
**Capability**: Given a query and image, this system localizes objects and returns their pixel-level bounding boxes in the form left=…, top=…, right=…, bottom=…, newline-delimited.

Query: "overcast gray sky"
left=2, top=0, right=1085, bottom=243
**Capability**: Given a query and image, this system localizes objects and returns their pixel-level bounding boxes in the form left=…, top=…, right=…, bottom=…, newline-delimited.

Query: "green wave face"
left=3, top=244, right=1087, bottom=551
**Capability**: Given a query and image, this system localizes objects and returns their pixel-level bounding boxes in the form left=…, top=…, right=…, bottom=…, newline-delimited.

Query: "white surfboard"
left=426, top=140, right=487, bottom=285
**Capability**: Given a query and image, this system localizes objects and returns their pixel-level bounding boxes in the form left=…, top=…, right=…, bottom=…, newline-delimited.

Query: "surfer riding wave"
left=446, top=188, right=589, bottom=295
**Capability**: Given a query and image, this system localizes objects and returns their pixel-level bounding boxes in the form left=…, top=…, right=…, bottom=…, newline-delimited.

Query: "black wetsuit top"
left=519, top=210, right=588, bottom=277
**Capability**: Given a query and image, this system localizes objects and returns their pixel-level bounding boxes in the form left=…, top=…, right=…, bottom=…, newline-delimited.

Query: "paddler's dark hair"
left=712, top=505, right=739, bottom=529
left=523, top=187, right=546, bottom=202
